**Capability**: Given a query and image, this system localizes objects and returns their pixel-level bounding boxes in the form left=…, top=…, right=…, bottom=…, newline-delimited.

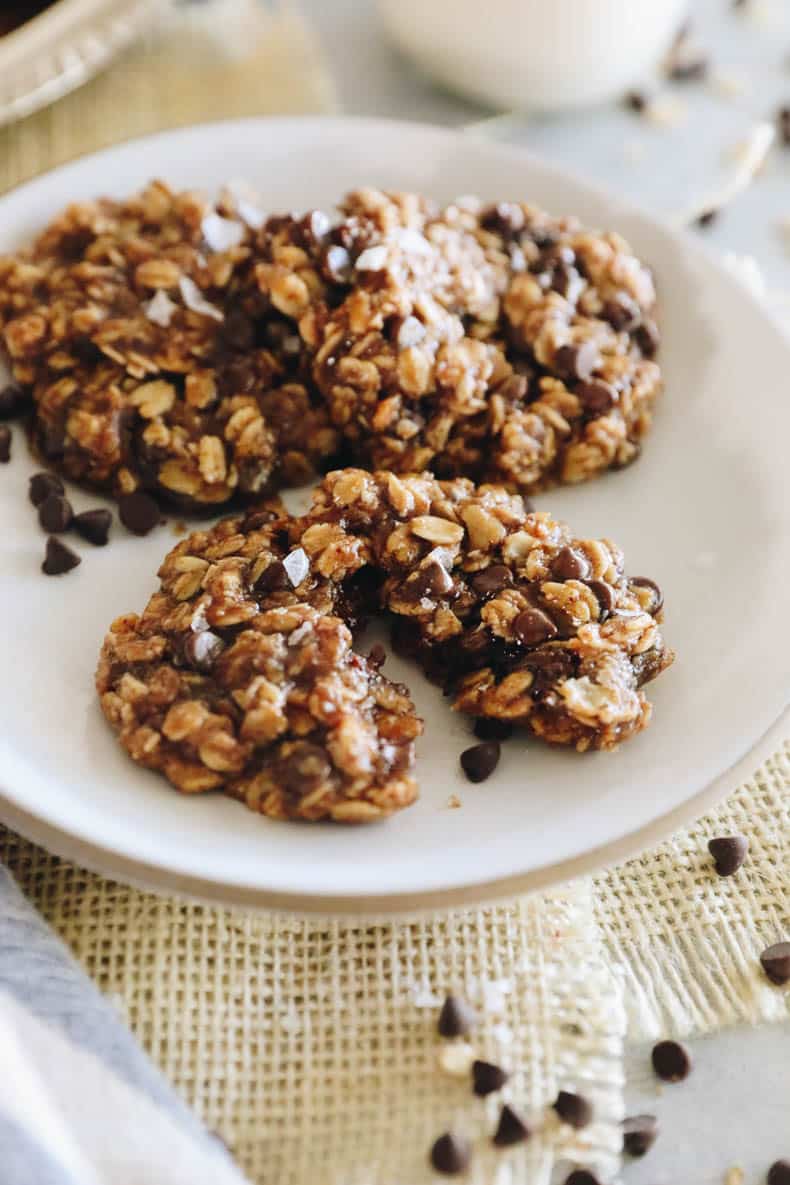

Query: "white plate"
left=1, top=117, right=788, bottom=915
left=0, top=0, right=154, bottom=128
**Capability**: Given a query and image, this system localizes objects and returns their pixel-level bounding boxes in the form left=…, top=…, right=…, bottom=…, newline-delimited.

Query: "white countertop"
left=301, top=0, right=790, bottom=1178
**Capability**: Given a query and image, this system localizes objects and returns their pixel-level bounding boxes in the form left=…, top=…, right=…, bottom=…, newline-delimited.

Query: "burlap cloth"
left=0, top=6, right=787, bottom=1182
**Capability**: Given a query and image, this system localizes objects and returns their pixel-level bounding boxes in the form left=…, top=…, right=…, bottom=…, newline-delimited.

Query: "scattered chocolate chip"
left=470, top=564, right=513, bottom=598
left=565, top=1172, right=601, bottom=1185
left=760, top=941, right=790, bottom=986
left=473, top=718, right=513, bottom=742
left=603, top=293, right=642, bottom=332
left=42, top=536, right=81, bottom=576
left=551, top=546, right=591, bottom=582
left=38, top=493, right=73, bottom=534
left=768, top=1161, right=790, bottom=1185
left=437, top=994, right=478, bottom=1038
left=586, top=580, right=615, bottom=618
left=625, top=90, right=648, bottom=113
left=182, top=630, right=225, bottom=672
left=553, top=1091, right=593, bottom=1129
left=29, top=471, right=64, bottom=507
left=0, top=425, right=10, bottom=462
left=622, top=1114, right=658, bottom=1157
left=472, top=1059, right=508, bottom=1096
left=555, top=341, right=599, bottom=382
left=0, top=382, right=26, bottom=420
left=72, top=508, right=112, bottom=546
left=514, top=607, right=558, bottom=646
left=367, top=642, right=386, bottom=669
left=577, top=380, right=616, bottom=416
left=629, top=576, right=664, bottom=614
left=708, top=835, right=748, bottom=877
left=460, top=742, right=501, bottom=784
left=651, top=1039, right=692, bottom=1082
left=493, top=1104, right=530, bottom=1147
left=430, top=1132, right=471, bottom=1176
left=778, top=107, right=790, bottom=147
left=118, top=491, right=161, bottom=536
left=635, top=318, right=660, bottom=358
left=696, top=207, right=719, bottom=229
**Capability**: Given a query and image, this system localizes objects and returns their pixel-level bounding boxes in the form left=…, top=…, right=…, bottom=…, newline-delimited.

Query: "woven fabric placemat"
left=1, top=6, right=788, bottom=1181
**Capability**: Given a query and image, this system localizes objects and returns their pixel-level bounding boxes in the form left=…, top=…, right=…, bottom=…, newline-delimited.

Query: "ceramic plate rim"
left=0, top=115, right=788, bottom=915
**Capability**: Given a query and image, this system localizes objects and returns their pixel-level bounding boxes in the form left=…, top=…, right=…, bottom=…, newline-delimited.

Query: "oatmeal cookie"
left=96, top=499, right=420, bottom=822
left=309, top=469, right=673, bottom=752
left=97, top=469, right=672, bottom=824
left=262, top=189, right=661, bottom=493
left=0, top=181, right=338, bottom=507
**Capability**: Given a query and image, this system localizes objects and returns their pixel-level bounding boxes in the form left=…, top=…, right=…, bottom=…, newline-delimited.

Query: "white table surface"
left=301, top=0, right=790, bottom=1179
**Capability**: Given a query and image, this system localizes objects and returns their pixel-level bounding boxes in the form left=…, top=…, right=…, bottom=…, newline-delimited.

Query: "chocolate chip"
left=651, top=1039, right=692, bottom=1081
left=252, top=559, right=288, bottom=595
left=760, top=941, right=790, bottom=986
left=551, top=546, right=590, bottom=582
left=367, top=642, right=386, bottom=669
left=481, top=201, right=525, bottom=238
left=514, top=607, right=558, bottom=647
left=405, top=559, right=454, bottom=601
left=0, top=425, right=10, bottom=462
left=472, top=1059, right=508, bottom=1096
left=473, top=718, right=513, bottom=742
left=630, top=576, right=664, bottom=614
left=460, top=742, right=501, bottom=784
left=778, top=106, right=790, bottom=147
left=39, top=423, right=65, bottom=460
left=72, top=508, right=112, bottom=546
left=553, top=1091, right=593, bottom=1129
left=635, top=318, right=660, bottom=358
left=42, top=536, right=81, bottom=576
left=768, top=1161, right=790, bottom=1185
left=493, top=1104, right=530, bottom=1146
left=625, top=89, right=648, bottom=112
left=555, top=341, right=599, bottom=382
left=696, top=207, right=718, bottom=229
left=622, top=1114, right=658, bottom=1157
left=603, top=293, right=642, bottom=332
left=708, top=835, right=748, bottom=877
left=437, top=994, right=478, bottom=1038
left=430, top=1132, right=471, bottom=1176
left=550, top=261, right=584, bottom=303
left=586, top=580, right=615, bottom=618
left=0, top=382, right=26, bottom=420
left=118, top=491, right=161, bottom=535
left=577, top=380, right=616, bottom=416
left=38, top=493, right=73, bottom=533
left=182, top=630, right=225, bottom=672
left=565, top=1172, right=600, bottom=1185
left=281, top=741, right=332, bottom=796
left=470, top=564, right=513, bottom=598
left=29, top=471, right=64, bottom=506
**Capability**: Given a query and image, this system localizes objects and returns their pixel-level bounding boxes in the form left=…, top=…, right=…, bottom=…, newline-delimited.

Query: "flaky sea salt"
left=392, top=226, right=433, bottom=256
left=201, top=212, right=246, bottom=252
left=237, top=200, right=265, bottom=230
left=282, top=547, right=310, bottom=588
left=179, top=276, right=224, bottom=322
left=355, top=244, right=389, bottom=272
left=144, top=289, right=177, bottom=328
